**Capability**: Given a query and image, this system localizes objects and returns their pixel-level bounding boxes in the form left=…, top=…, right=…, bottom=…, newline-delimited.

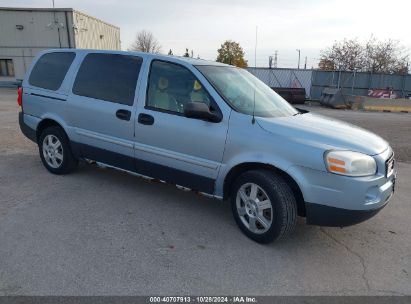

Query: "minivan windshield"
left=196, top=65, right=298, bottom=117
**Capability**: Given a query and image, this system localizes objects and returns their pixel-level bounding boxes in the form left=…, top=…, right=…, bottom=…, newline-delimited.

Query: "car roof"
left=43, top=48, right=231, bottom=67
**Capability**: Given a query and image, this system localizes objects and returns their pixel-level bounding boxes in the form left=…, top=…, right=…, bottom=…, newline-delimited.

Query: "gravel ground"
left=0, top=88, right=410, bottom=296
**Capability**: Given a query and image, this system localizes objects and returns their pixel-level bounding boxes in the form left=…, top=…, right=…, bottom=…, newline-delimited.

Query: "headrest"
left=193, top=80, right=202, bottom=91
left=158, top=77, right=168, bottom=90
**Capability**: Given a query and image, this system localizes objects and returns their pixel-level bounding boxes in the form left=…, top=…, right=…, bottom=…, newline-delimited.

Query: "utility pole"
left=269, top=51, right=278, bottom=69
left=51, top=0, right=62, bottom=48
left=304, top=56, right=307, bottom=69
left=254, top=26, right=258, bottom=69
left=296, top=49, right=301, bottom=69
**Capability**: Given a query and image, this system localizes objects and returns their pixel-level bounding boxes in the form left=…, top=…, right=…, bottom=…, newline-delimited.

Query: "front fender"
left=215, top=152, right=294, bottom=198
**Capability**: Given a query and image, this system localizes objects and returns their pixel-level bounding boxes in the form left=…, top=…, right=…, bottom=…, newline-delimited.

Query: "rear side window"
left=72, top=53, right=143, bottom=106
left=29, top=52, right=75, bottom=90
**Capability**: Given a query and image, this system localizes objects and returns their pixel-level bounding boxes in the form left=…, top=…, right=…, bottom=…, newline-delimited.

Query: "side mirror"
left=184, top=102, right=222, bottom=123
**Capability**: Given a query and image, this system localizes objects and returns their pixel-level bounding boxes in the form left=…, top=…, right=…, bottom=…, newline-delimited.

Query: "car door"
left=65, top=52, right=143, bottom=170
left=133, top=59, right=230, bottom=194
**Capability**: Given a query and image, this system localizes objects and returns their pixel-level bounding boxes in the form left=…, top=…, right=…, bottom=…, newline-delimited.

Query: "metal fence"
left=248, top=67, right=411, bottom=100
left=311, top=70, right=411, bottom=100
left=248, top=68, right=313, bottom=98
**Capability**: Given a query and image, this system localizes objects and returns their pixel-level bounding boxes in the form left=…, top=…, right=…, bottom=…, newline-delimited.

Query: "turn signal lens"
left=324, top=150, right=377, bottom=177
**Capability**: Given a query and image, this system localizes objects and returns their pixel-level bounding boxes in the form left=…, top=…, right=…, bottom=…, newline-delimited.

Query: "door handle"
left=138, top=113, right=154, bottom=125
left=116, top=109, right=131, bottom=121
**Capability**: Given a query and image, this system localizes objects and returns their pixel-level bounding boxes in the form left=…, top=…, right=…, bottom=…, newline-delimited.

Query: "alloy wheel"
left=236, top=183, right=273, bottom=234
left=42, top=134, right=63, bottom=169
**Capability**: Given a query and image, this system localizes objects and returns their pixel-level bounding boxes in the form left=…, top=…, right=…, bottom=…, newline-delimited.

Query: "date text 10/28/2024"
left=149, top=296, right=257, bottom=303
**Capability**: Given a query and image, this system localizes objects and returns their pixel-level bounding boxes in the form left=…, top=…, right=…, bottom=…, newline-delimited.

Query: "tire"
left=230, top=170, right=297, bottom=244
left=38, top=126, right=78, bottom=175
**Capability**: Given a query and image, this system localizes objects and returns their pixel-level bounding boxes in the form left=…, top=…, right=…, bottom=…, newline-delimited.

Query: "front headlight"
left=324, top=150, right=377, bottom=177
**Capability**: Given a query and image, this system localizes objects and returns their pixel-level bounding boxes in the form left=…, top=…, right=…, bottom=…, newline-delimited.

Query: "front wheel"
left=38, top=126, right=78, bottom=175
left=230, top=170, right=297, bottom=244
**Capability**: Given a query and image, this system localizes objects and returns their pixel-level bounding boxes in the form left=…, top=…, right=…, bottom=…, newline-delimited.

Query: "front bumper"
left=287, top=147, right=396, bottom=226
left=305, top=189, right=393, bottom=227
left=305, top=172, right=395, bottom=226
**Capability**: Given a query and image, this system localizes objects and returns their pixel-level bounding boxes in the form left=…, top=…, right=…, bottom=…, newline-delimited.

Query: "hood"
left=257, top=112, right=388, bottom=155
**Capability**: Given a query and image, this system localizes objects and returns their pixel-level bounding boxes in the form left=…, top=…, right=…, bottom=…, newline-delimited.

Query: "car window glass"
left=146, top=60, right=211, bottom=114
left=29, top=52, right=75, bottom=91
left=73, top=53, right=142, bottom=106
left=197, top=65, right=298, bottom=118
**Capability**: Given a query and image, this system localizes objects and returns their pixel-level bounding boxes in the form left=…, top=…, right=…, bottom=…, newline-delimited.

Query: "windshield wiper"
left=294, top=108, right=309, bottom=116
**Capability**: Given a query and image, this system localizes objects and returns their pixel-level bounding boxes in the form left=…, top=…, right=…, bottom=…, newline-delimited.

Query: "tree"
left=318, top=58, right=336, bottom=71
left=319, top=39, right=365, bottom=71
left=216, top=40, right=248, bottom=68
left=365, top=37, right=409, bottom=74
left=319, top=37, right=409, bottom=74
left=129, top=30, right=161, bottom=53
left=168, top=49, right=173, bottom=55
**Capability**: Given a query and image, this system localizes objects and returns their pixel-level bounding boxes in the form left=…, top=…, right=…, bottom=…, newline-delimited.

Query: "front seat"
left=190, top=80, right=209, bottom=105
left=153, top=77, right=178, bottom=112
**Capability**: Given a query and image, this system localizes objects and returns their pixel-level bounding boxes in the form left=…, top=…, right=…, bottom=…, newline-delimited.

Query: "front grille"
left=386, top=153, right=395, bottom=177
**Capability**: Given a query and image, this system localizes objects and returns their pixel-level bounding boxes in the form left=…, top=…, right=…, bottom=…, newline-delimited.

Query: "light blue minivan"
left=18, top=49, right=396, bottom=243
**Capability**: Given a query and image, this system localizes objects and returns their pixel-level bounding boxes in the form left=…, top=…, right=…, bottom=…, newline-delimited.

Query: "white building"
left=0, top=7, right=121, bottom=83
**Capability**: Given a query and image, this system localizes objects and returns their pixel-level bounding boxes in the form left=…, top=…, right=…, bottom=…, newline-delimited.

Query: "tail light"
left=17, top=87, right=23, bottom=107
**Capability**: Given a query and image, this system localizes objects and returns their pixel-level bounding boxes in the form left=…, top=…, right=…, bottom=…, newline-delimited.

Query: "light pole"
left=268, top=51, right=278, bottom=69
left=296, top=49, right=301, bottom=69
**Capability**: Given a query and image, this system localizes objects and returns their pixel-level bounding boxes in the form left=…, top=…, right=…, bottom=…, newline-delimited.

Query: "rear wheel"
left=38, top=126, right=78, bottom=174
left=230, top=170, right=297, bottom=243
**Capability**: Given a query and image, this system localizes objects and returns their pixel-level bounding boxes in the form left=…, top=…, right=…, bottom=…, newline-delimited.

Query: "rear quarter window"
left=29, top=52, right=75, bottom=91
left=72, top=53, right=143, bottom=106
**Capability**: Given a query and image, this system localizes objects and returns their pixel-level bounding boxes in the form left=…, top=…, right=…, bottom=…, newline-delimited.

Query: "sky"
left=1, top=0, right=411, bottom=68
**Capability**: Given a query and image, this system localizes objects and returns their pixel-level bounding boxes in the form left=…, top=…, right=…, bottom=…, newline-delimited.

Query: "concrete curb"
left=363, top=106, right=410, bottom=113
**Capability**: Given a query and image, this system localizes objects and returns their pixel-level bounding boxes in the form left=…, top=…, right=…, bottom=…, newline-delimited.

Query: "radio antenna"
left=252, top=26, right=257, bottom=124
